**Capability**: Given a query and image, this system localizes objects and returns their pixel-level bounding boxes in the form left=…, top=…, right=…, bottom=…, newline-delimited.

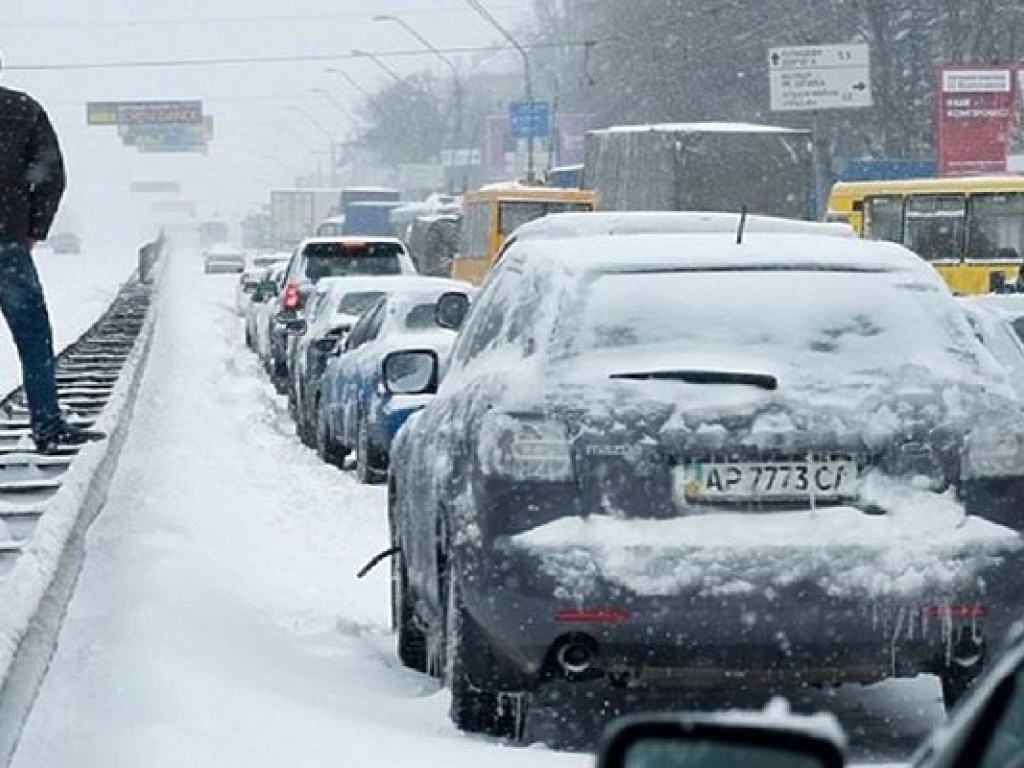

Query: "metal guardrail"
left=0, top=237, right=165, bottom=765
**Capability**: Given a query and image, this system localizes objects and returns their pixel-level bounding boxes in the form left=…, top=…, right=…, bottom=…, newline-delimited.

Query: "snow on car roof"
left=313, top=275, right=469, bottom=299
left=510, top=211, right=855, bottom=241
left=961, top=293, right=1024, bottom=320
left=299, top=235, right=406, bottom=248
left=506, top=232, right=941, bottom=279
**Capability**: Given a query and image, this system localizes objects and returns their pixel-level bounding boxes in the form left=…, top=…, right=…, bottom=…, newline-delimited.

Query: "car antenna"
left=736, top=205, right=748, bottom=245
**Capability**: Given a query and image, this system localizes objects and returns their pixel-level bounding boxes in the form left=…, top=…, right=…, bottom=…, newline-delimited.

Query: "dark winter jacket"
left=0, top=86, right=66, bottom=245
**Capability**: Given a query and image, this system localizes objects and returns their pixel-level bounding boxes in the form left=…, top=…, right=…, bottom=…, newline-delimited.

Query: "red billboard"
left=937, top=65, right=1022, bottom=176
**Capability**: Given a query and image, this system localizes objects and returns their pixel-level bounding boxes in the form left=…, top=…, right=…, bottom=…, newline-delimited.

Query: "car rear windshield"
left=566, top=268, right=986, bottom=382
left=337, top=292, right=384, bottom=316
left=302, top=242, right=404, bottom=279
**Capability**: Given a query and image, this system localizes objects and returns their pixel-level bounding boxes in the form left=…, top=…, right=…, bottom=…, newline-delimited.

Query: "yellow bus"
left=827, top=177, right=1024, bottom=295
left=452, top=185, right=596, bottom=284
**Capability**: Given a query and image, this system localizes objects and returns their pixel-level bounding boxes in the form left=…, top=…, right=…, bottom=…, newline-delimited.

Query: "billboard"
left=484, top=112, right=592, bottom=181
left=87, top=100, right=204, bottom=126
left=936, top=65, right=1022, bottom=176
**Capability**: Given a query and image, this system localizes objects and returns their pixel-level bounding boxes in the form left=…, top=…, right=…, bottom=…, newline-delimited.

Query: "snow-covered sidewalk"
left=11, top=248, right=586, bottom=768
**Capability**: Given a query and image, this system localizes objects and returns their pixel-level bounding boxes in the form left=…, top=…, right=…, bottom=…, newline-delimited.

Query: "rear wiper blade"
left=610, top=369, right=778, bottom=390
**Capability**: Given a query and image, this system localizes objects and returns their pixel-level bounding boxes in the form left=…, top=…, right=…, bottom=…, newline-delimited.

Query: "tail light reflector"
left=555, top=608, right=630, bottom=625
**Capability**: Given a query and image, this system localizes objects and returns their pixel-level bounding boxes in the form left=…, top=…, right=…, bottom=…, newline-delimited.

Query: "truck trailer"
left=581, top=123, right=814, bottom=220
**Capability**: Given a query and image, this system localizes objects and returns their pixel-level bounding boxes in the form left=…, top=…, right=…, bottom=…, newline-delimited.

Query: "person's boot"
left=34, top=421, right=106, bottom=454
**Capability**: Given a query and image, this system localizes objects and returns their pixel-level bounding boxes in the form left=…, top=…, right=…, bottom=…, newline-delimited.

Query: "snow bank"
left=0, top=254, right=159, bottom=764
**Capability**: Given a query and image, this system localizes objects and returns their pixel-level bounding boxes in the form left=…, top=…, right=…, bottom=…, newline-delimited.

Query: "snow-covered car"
left=315, top=277, right=472, bottom=481
left=235, top=266, right=269, bottom=317
left=959, top=296, right=1024, bottom=402
left=286, top=277, right=393, bottom=446
left=250, top=263, right=287, bottom=364
left=243, top=266, right=282, bottom=353
left=269, top=237, right=418, bottom=391
left=203, top=244, right=246, bottom=274
left=388, top=231, right=1024, bottom=738
left=596, top=620, right=1024, bottom=768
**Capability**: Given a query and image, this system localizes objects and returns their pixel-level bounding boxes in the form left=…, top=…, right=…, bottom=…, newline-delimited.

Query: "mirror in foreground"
left=383, top=350, right=438, bottom=395
left=599, top=714, right=845, bottom=768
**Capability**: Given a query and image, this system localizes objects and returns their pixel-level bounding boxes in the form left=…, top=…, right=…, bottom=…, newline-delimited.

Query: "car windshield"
left=336, top=291, right=384, bottom=316
left=564, top=268, right=987, bottom=386
left=302, top=242, right=403, bottom=279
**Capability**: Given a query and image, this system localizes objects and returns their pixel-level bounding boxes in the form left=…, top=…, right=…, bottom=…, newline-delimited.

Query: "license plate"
left=678, top=460, right=859, bottom=502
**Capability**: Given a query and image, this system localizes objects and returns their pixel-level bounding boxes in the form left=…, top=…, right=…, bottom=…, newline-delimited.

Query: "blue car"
left=316, top=277, right=472, bottom=482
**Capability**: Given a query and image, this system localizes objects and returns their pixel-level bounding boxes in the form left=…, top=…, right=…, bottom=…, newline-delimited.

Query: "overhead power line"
left=2, top=3, right=534, bottom=29
left=5, top=41, right=597, bottom=72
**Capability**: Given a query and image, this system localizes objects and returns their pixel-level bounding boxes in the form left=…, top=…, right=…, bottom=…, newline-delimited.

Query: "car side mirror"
left=382, top=350, right=439, bottom=395
left=436, top=292, right=470, bottom=331
left=597, top=714, right=845, bottom=768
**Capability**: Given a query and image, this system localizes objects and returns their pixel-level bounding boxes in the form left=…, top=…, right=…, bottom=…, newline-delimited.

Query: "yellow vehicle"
left=827, top=177, right=1024, bottom=295
left=452, top=185, right=596, bottom=284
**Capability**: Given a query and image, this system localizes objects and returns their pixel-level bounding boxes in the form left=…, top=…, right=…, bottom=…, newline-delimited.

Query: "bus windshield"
left=497, top=200, right=594, bottom=237
left=969, top=193, right=1024, bottom=261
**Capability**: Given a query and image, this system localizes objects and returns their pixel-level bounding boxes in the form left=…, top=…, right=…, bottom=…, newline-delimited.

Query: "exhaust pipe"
left=556, top=640, right=595, bottom=676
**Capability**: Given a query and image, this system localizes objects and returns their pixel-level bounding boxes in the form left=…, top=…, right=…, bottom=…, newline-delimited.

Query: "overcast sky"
left=2, top=0, right=533, bottom=243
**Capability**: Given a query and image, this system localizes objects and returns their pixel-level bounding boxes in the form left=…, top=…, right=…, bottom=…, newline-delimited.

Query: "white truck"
left=582, top=123, right=814, bottom=220
left=269, top=188, right=341, bottom=250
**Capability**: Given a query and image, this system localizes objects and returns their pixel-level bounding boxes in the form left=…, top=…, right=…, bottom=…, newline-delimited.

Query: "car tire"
left=395, top=552, right=427, bottom=673
left=287, top=384, right=299, bottom=423
left=443, top=564, right=518, bottom=738
left=355, top=418, right=386, bottom=485
left=316, top=397, right=347, bottom=467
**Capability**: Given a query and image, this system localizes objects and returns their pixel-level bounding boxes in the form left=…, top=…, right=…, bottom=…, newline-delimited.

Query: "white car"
left=203, top=244, right=246, bottom=274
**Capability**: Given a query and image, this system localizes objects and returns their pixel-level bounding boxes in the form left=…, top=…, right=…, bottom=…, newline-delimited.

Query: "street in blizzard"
left=4, top=2, right=1024, bottom=767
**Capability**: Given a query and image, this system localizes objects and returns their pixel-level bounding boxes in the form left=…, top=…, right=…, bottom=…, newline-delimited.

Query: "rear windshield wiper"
left=610, top=369, right=778, bottom=390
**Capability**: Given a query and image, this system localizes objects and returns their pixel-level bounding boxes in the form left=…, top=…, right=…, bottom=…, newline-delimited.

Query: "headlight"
left=477, top=414, right=574, bottom=482
left=963, top=425, right=1024, bottom=478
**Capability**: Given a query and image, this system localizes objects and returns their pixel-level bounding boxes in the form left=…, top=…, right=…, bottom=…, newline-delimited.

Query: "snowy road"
left=10, top=248, right=586, bottom=768
left=11, top=245, right=944, bottom=767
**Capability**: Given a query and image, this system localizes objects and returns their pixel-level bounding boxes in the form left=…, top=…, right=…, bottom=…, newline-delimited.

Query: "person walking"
left=0, top=79, right=104, bottom=453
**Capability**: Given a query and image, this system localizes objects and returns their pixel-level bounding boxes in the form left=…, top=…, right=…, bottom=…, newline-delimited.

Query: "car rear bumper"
left=456, top=542, right=1024, bottom=692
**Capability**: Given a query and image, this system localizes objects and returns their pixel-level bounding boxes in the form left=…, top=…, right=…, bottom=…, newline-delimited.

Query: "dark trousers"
left=0, top=242, right=62, bottom=437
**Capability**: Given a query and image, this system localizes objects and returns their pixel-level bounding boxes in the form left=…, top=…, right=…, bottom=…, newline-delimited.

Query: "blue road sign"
left=509, top=100, right=552, bottom=139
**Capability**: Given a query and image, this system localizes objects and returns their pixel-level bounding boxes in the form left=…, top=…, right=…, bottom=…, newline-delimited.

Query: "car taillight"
left=282, top=283, right=301, bottom=311
left=477, top=414, right=574, bottom=482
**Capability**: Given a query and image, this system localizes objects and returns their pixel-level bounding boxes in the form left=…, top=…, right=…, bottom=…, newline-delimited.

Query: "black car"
left=596, top=619, right=1024, bottom=768
left=386, top=231, right=1024, bottom=737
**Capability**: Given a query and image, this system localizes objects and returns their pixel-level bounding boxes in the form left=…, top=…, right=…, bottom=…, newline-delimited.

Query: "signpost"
left=509, top=100, right=552, bottom=140
left=768, top=44, right=872, bottom=112
left=86, top=100, right=210, bottom=154
left=936, top=64, right=1022, bottom=176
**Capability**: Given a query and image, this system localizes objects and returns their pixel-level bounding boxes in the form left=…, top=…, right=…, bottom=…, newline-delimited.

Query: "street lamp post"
left=465, top=0, right=536, bottom=182
left=351, top=49, right=410, bottom=89
left=308, top=87, right=361, bottom=132
left=372, top=14, right=464, bottom=192
left=325, top=67, right=374, bottom=99
left=288, top=105, right=339, bottom=187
